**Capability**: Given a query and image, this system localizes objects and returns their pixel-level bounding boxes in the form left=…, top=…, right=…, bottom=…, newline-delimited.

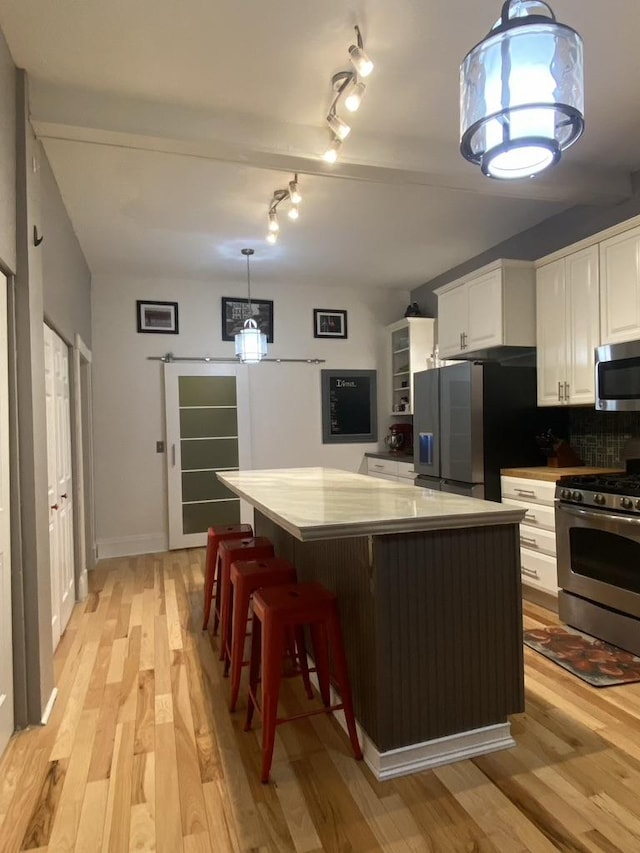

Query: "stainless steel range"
left=556, top=471, right=640, bottom=656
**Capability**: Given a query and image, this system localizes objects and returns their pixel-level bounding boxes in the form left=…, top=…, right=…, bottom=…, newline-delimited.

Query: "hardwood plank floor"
left=1, top=551, right=640, bottom=851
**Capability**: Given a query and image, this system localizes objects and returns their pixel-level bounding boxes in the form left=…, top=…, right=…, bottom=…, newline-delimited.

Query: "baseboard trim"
left=96, top=533, right=168, bottom=560
left=77, top=570, right=88, bottom=601
left=41, top=688, right=58, bottom=726
left=523, top=584, right=559, bottom=614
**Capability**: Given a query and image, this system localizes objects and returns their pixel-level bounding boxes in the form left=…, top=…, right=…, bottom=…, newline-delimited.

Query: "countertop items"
left=218, top=467, right=525, bottom=542
left=220, top=466, right=526, bottom=780
left=501, top=466, right=623, bottom=483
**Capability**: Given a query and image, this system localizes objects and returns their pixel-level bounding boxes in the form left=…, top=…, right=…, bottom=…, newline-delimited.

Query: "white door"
left=44, top=324, right=75, bottom=650
left=165, top=363, right=252, bottom=550
left=536, top=259, right=567, bottom=406
left=0, top=273, right=13, bottom=755
left=466, top=269, right=503, bottom=352
left=599, top=226, right=640, bottom=345
left=566, top=246, right=600, bottom=405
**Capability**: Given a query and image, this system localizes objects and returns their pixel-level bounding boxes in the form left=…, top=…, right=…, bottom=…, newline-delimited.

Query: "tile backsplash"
left=568, top=409, right=640, bottom=468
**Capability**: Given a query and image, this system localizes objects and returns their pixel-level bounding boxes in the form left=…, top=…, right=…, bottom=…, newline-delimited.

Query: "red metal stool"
left=228, top=557, right=311, bottom=712
left=217, top=537, right=275, bottom=664
left=202, top=523, right=253, bottom=632
left=245, top=581, right=363, bottom=783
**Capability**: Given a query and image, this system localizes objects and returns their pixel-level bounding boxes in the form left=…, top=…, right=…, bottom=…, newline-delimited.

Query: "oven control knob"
left=621, top=497, right=633, bottom=510
left=636, top=500, right=640, bottom=511
left=571, top=491, right=583, bottom=502
left=561, top=488, right=571, bottom=499
left=594, top=493, right=606, bottom=505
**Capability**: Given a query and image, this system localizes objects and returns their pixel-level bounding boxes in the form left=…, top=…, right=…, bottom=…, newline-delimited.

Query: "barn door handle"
left=50, top=503, right=59, bottom=511
left=171, top=444, right=176, bottom=467
left=33, top=226, right=44, bottom=246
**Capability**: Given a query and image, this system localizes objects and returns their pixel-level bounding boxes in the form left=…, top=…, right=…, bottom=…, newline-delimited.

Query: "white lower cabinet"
left=367, top=456, right=416, bottom=483
left=501, top=475, right=558, bottom=597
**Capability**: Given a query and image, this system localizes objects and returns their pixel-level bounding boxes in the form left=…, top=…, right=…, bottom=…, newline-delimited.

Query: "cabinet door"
left=536, top=259, right=567, bottom=406
left=437, top=287, right=467, bottom=357
left=566, top=246, right=599, bottom=404
left=466, top=269, right=503, bottom=351
left=600, top=226, right=640, bottom=345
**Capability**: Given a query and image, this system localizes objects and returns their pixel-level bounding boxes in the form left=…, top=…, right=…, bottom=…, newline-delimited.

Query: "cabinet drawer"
left=518, top=524, right=556, bottom=557
left=500, top=476, right=556, bottom=505
left=520, top=550, right=558, bottom=595
left=397, top=461, right=416, bottom=480
left=502, top=498, right=556, bottom=532
left=367, top=458, right=398, bottom=477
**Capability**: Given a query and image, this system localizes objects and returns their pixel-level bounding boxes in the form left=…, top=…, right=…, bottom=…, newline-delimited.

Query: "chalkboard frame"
left=321, top=369, right=378, bottom=444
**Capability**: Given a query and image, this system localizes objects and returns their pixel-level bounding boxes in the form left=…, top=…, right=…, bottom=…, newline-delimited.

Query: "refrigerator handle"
left=419, top=432, right=434, bottom=466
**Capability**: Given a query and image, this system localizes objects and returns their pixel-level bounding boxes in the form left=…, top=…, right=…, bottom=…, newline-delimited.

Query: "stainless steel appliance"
left=556, top=471, right=640, bottom=656
left=595, top=339, right=640, bottom=411
left=413, top=362, right=540, bottom=500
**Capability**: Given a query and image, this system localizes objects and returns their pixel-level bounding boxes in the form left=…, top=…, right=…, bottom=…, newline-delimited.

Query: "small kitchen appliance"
left=384, top=423, right=413, bottom=453
left=555, top=446, right=640, bottom=655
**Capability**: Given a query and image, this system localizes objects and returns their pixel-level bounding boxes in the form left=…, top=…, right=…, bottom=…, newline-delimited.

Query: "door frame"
left=72, top=333, right=94, bottom=599
left=164, top=363, right=253, bottom=549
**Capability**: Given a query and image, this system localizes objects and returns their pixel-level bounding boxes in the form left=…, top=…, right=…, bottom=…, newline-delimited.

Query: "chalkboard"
left=321, top=369, right=377, bottom=444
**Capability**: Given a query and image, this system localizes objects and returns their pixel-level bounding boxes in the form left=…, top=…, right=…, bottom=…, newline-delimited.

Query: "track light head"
left=344, top=80, right=366, bottom=112
left=348, top=27, right=373, bottom=77
left=267, top=211, right=279, bottom=232
left=266, top=231, right=278, bottom=244
left=327, top=113, right=351, bottom=140
left=323, top=137, right=341, bottom=164
left=288, top=205, right=299, bottom=221
left=289, top=177, right=301, bottom=205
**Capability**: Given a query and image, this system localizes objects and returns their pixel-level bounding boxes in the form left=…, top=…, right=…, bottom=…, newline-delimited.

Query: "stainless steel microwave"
left=595, top=340, right=640, bottom=411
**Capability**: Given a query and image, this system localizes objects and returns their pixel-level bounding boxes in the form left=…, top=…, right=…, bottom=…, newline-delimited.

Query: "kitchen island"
left=217, top=467, right=526, bottom=780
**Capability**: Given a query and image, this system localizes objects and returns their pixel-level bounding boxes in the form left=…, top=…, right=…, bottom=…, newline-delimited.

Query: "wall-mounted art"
left=136, top=300, right=179, bottom=334
left=221, top=297, right=274, bottom=343
left=321, top=369, right=377, bottom=444
left=314, top=309, right=347, bottom=339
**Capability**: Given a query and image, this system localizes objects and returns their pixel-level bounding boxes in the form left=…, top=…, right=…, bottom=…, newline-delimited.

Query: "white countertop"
left=218, top=467, right=525, bottom=542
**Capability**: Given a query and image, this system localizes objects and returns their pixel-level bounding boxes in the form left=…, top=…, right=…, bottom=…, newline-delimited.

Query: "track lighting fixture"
left=265, top=174, right=301, bottom=244
left=322, top=25, right=373, bottom=164
left=460, top=0, right=584, bottom=180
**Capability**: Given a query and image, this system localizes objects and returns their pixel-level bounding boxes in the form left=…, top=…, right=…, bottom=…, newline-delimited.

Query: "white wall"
left=92, top=273, right=407, bottom=556
left=0, top=28, right=16, bottom=273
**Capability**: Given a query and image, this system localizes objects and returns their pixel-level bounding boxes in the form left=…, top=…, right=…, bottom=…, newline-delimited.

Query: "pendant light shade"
left=235, top=249, right=267, bottom=364
left=460, top=0, right=584, bottom=180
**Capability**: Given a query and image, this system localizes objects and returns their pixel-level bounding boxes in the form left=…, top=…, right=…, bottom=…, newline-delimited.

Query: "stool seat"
left=217, top=537, right=275, bottom=664
left=202, top=523, right=253, bottom=632
left=246, top=581, right=362, bottom=783
left=228, top=557, right=300, bottom=711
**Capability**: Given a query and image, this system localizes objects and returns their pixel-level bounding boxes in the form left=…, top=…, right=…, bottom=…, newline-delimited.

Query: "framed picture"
left=136, top=300, right=179, bottom=334
left=321, top=369, right=377, bottom=444
left=314, top=309, right=348, bottom=339
left=221, top=297, right=274, bottom=343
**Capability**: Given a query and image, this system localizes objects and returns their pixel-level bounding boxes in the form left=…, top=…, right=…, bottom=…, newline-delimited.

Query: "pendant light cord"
left=246, top=251, right=252, bottom=313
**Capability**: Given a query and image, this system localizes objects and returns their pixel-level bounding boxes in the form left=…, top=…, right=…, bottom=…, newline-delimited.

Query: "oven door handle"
left=558, top=504, right=640, bottom=526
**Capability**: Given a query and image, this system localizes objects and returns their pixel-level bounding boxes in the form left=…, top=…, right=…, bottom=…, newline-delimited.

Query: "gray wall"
left=412, top=187, right=640, bottom=316
left=40, top=149, right=91, bottom=346
left=0, top=28, right=16, bottom=273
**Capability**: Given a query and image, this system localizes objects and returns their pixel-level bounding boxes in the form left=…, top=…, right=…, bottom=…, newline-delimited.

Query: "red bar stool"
left=228, top=557, right=310, bottom=712
left=217, top=537, right=275, bottom=663
left=245, top=581, right=363, bottom=783
left=202, top=523, right=253, bottom=632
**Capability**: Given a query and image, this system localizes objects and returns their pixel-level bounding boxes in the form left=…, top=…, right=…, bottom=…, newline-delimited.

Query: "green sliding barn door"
left=165, top=364, right=252, bottom=549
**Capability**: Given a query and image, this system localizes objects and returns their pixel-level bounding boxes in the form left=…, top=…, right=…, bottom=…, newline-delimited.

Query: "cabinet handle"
left=171, top=444, right=176, bottom=467
left=521, top=566, right=540, bottom=579
left=515, top=489, right=536, bottom=497
left=564, top=382, right=570, bottom=402
left=520, top=536, right=538, bottom=547
left=558, top=381, right=563, bottom=402
left=524, top=512, right=537, bottom=521
left=459, top=332, right=463, bottom=350
left=373, top=464, right=384, bottom=469
left=50, top=503, right=59, bottom=511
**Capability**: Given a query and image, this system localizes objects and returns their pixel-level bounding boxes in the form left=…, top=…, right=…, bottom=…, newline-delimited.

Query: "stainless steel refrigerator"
left=413, top=362, right=541, bottom=501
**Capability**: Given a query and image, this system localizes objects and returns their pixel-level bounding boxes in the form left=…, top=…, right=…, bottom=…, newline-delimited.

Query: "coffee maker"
left=384, top=423, right=413, bottom=454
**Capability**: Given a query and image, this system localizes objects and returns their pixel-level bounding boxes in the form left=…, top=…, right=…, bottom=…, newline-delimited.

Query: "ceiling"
left=0, top=0, right=639, bottom=290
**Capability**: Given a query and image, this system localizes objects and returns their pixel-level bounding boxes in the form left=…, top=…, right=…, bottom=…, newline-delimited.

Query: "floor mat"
left=523, top=625, right=640, bottom=687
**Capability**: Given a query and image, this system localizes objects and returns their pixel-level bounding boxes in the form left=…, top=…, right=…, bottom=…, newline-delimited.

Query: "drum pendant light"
left=235, top=249, right=267, bottom=364
left=460, top=0, right=584, bottom=180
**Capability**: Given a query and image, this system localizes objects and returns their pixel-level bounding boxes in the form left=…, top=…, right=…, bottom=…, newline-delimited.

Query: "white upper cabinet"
left=435, top=260, right=536, bottom=359
left=536, top=246, right=599, bottom=406
left=387, top=317, right=435, bottom=416
left=600, top=225, right=640, bottom=345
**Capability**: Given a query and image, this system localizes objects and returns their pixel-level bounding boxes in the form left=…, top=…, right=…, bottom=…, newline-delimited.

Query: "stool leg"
left=309, top=623, right=331, bottom=708
left=260, top=618, right=285, bottom=784
left=212, top=553, right=221, bottom=636
left=229, top=578, right=251, bottom=711
left=244, top=612, right=261, bottom=733
left=202, top=537, right=216, bottom=631
left=223, top=580, right=234, bottom=678
left=218, top=556, right=231, bottom=661
left=326, top=610, right=363, bottom=761
left=294, top=626, right=314, bottom=700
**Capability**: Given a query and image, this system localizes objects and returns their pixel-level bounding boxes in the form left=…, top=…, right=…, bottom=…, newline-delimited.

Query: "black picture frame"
left=321, top=369, right=377, bottom=444
left=221, top=297, right=274, bottom=343
left=136, top=300, right=179, bottom=334
left=313, top=308, right=348, bottom=339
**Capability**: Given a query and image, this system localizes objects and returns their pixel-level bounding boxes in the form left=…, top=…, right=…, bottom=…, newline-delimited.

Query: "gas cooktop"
left=556, top=472, right=640, bottom=513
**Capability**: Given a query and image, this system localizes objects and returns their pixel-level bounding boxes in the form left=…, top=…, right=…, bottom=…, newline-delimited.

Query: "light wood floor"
left=2, top=551, right=640, bottom=852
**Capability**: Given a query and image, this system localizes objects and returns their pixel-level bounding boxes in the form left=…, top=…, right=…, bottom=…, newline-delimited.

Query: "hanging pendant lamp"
left=235, top=248, right=267, bottom=364
left=460, top=0, right=584, bottom=180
